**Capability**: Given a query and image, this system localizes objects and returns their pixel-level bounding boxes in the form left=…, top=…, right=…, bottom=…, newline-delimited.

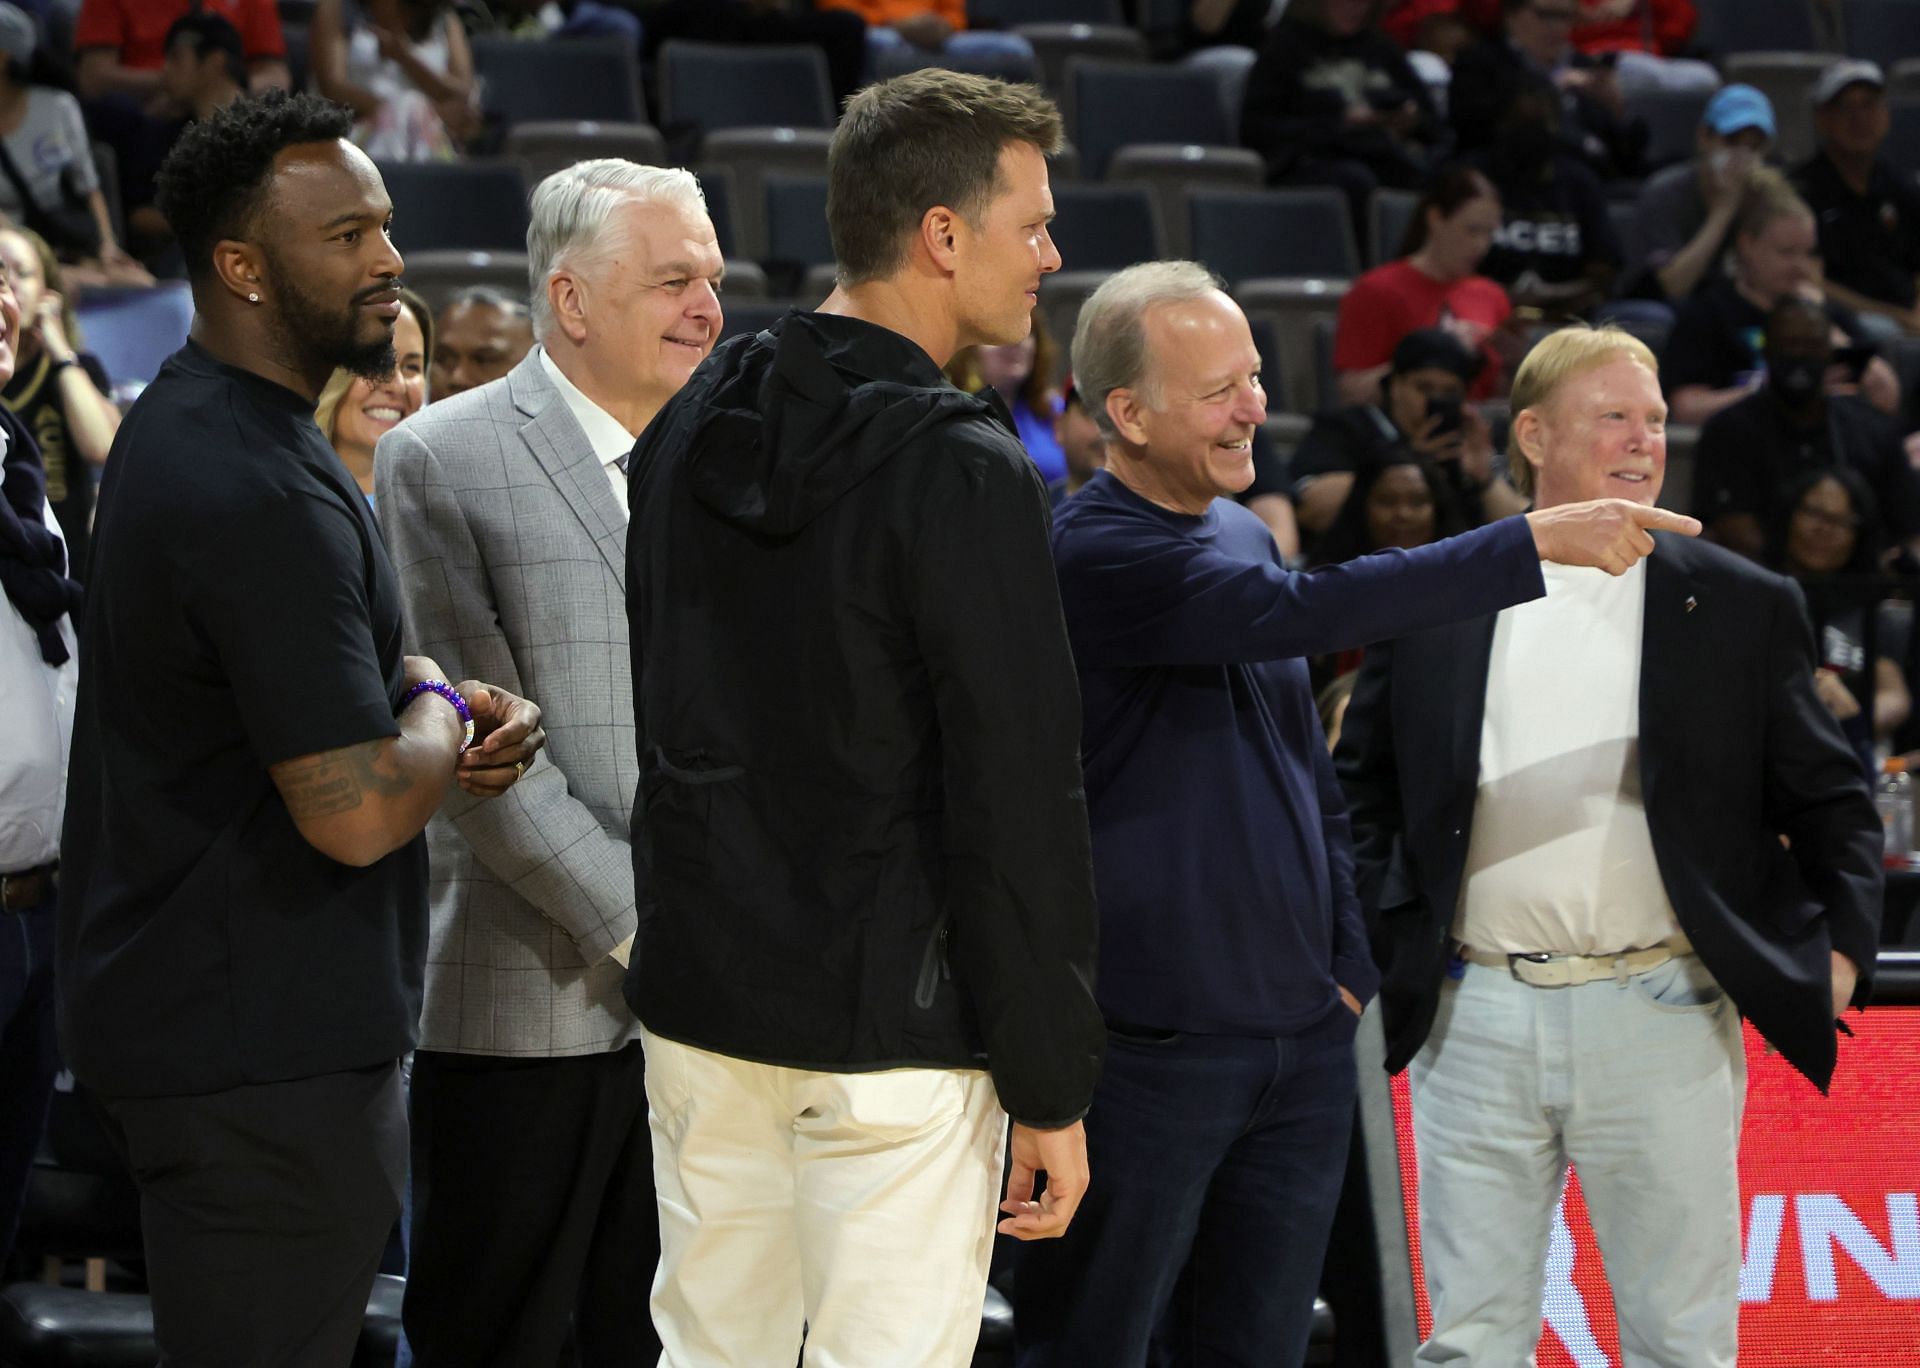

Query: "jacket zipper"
left=913, top=919, right=951, bottom=1009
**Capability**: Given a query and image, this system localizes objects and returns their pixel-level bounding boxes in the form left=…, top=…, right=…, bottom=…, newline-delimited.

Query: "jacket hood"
left=682, top=311, right=1001, bottom=537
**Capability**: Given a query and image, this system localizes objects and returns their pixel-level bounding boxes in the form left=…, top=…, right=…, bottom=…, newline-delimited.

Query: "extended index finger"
left=1627, top=505, right=1701, bottom=537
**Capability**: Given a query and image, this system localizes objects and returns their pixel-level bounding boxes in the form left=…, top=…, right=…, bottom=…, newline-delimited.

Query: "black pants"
left=402, top=1041, right=660, bottom=1367
left=0, top=896, right=58, bottom=1264
left=97, top=1063, right=406, bottom=1368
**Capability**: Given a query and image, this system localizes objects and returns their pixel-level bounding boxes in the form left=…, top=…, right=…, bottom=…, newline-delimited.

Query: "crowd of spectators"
left=0, top=0, right=1908, bottom=768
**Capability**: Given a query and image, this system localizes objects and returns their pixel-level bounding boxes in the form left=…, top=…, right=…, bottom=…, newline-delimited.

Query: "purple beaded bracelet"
left=403, top=679, right=475, bottom=754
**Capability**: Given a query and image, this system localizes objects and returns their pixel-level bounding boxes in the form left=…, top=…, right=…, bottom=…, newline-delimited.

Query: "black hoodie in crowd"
left=624, top=311, right=1105, bottom=1128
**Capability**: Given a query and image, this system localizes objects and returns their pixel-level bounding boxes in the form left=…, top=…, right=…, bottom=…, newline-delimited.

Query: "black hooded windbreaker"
left=624, top=311, right=1104, bottom=1128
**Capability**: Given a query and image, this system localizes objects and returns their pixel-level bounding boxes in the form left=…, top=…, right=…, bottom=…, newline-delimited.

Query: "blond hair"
left=313, top=366, right=355, bottom=443
left=1507, top=324, right=1659, bottom=497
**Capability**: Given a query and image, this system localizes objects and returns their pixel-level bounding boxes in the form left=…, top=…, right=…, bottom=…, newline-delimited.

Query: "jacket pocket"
left=912, top=914, right=951, bottom=1010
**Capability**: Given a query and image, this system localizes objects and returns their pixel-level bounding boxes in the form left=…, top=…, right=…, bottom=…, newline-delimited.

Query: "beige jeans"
left=642, top=1027, right=1007, bottom=1367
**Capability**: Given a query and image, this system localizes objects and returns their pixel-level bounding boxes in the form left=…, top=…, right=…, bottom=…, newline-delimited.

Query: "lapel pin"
left=1684, top=595, right=1697, bottom=614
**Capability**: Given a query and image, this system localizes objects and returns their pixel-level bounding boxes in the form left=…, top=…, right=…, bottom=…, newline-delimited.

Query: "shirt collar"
left=537, top=346, right=636, bottom=469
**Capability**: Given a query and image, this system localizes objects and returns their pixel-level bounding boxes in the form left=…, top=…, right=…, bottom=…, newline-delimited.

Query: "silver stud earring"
left=247, top=292, right=260, bottom=304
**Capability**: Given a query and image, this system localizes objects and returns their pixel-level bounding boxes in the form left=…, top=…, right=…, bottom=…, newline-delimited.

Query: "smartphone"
left=1425, top=394, right=1465, bottom=438
left=1832, top=344, right=1876, bottom=382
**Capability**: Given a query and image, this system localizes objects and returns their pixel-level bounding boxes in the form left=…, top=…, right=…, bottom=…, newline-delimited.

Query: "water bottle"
left=1877, top=757, right=1913, bottom=870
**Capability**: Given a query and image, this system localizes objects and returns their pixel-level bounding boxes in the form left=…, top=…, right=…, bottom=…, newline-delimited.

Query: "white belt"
left=1455, top=934, right=1695, bottom=988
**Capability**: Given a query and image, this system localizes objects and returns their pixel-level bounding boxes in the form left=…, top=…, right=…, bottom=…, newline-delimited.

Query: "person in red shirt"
left=1334, top=163, right=1517, bottom=406
left=75, top=0, right=288, bottom=104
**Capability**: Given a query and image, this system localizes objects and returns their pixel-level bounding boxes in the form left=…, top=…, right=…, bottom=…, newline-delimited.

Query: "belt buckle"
left=1508, top=952, right=1565, bottom=987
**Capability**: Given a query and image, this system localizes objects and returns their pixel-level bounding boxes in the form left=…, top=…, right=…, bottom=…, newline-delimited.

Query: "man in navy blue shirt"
left=1012, top=262, right=1700, bottom=1367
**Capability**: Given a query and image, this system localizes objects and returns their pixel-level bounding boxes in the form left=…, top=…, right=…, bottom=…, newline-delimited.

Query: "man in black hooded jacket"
left=625, top=69, right=1102, bottom=1366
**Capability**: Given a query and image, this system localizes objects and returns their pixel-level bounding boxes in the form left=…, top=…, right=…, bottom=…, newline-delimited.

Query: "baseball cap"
left=1702, top=84, right=1775, bottom=139
left=0, top=4, right=36, bottom=68
left=1811, top=60, right=1885, bottom=109
left=1390, top=328, right=1483, bottom=386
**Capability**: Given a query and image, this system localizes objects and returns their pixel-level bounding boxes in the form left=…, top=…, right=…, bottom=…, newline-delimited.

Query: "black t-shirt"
left=57, top=340, right=426, bottom=1099
left=1289, top=403, right=1408, bottom=484
left=1795, top=152, right=1920, bottom=312
left=1475, top=151, right=1620, bottom=290
left=1693, top=389, right=1920, bottom=538
left=1660, top=278, right=1868, bottom=395
left=3, top=350, right=111, bottom=581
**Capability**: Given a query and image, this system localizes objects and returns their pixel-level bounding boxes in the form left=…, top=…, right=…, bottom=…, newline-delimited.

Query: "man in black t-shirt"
left=57, top=92, right=545, bottom=1364
left=1694, top=296, right=1920, bottom=561
left=1794, top=61, right=1920, bottom=338
left=1473, top=76, right=1621, bottom=317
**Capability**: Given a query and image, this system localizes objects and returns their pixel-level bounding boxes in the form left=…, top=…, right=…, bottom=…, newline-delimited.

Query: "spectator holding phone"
left=1693, top=294, right=1920, bottom=563
left=1291, top=329, right=1526, bottom=542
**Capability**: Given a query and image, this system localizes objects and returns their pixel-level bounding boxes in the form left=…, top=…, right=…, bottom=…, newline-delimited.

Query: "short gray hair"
left=526, top=159, right=707, bottom=339
left=445, top=284, right=530, bottom=320
left=1070, top=260, right=1225, bottom=439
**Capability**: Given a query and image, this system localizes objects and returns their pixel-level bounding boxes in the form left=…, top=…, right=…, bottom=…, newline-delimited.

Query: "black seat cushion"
left=0, top=1284, right=156, bottom=1368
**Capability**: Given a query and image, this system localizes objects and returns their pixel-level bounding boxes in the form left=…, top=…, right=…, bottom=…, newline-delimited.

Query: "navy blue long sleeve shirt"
left=1052, top=472, right=1546, bottom=1036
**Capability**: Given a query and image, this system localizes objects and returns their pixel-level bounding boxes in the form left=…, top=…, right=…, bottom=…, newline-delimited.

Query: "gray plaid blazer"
left=374, top=352, right=639, bottom=1057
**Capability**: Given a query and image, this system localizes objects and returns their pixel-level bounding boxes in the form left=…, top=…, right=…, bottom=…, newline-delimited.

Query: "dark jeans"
left=0, top=893, right=57, bottom=1263
left=1014, top=1010, right=1359, bottom=1368
left=402, top=1041, right=659, bottom=1368
left=98, top=1063, right=406, bottom=1368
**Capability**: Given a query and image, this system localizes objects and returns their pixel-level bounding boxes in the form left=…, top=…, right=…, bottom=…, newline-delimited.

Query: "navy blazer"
left=1335, top=534, right=1883, bottom=1091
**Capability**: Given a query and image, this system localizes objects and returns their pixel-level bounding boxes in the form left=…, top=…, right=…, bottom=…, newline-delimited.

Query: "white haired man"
left=374, top=159, right=722, bottom=1366
left=1338, top=326, right=1882, bottom=1364
left=1015, top=265, right=1701, bottom=1367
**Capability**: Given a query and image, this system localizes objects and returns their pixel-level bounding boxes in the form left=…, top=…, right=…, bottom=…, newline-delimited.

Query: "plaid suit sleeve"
left=375, top=421, right=636, bottom=965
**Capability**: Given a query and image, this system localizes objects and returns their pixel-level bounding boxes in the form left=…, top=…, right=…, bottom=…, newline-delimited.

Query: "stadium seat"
left=1037, top=269, right=1111, bottom=364
left=0, top=1275, right=404, bottom=1368
left=1887, top=100, right=1920, bottom=179
left=1107, top=145, right=1263, bottom=257
left=696, top=165, right=739, bottom=260
left=503, top=121, right=668, bottom=191
left=1063, top=60, right=1238, bottom=180
left=471, top=37, right=643, bottom=126
left=74, top=282, right=193, bottom=397
left=1694, top=0, right=1821, bottom=58
left=971, top=0, right=1123, bottom=24
left=723, top=260, right=770, bottom=300
left=698, top=126, right=833, bottom=263
left=714, top=299, right=797, bottom=345
left=1628, top=86, right=1720, bottom=170
left=379, top=160, right=530, bottom=254
left=1048, top=183, right=1165, bottom=272
left=1369, top=188, right=1420, bottom=267
left=1237, top=279, right=1351, bottom=416
left=657, top=42, right=835, bottom=141
left=398, top=250, right=531, bottom=313
left=1180, top=45, right=1262, bottom=132
left=763, top=174, right=834, bottom=287
left=1842, top=0, right=1920, bottom=61
left=1893, top=57, right=1920, bottom=101
left=1722, top=52, right=1834, bottom=167
left=1188, top=188, right=1360, bottom=285
left=1015, top=22, right=1148, bottom=91
left=874, top=37, right=1039, bottom=84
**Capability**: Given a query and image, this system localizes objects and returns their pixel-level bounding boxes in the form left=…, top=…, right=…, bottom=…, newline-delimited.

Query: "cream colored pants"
left=642, top=1027, right=1007, bottom=1367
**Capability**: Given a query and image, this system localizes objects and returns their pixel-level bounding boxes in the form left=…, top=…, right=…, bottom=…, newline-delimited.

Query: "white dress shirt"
left=538, top=346, right=635, bottom=520
left=1455, top=560, right=1684, bottom=956
left=1, top=498, right=77, bottom=872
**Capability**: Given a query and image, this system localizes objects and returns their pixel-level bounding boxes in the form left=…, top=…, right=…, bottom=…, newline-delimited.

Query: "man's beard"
left=267, top=253, right=397, bottom=381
